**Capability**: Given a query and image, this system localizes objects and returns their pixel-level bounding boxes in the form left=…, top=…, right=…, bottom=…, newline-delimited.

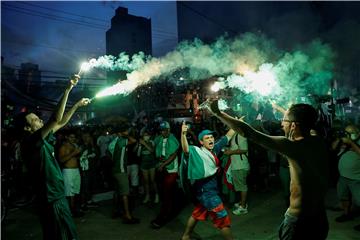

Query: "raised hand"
left=209, top=99, right=221, bottom=116
left=76, top=98, right=91, bottom=107
left=69, top=74, right=80, bottom=88
left=181, top=121, right=188, bottom=135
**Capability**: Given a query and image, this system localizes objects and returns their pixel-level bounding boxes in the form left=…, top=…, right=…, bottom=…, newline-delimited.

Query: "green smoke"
left=90, top=32, right=335, bottom=108
left=273, top=39, right=335, bottom=104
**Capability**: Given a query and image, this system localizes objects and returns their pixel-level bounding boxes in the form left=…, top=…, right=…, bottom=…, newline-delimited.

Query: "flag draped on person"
left=180, top=146, right=217, bottom=197
left=180, top=145, right=234, bottom=198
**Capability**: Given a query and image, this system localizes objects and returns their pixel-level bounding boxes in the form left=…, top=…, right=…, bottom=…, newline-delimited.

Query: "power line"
left=2, top=4, right=107, bottom=31
left=3, top=2, right=179, bottom=65
left=18, top=1, right=110, bottom=24
left=178, top=2, right=237, bottom=35
left=2, top=72, right=107, bottom=84
left=4, top=79, right=104, bottom=110
left=2, top=40, right=104, bottom=55
left=4, top=4, right=177, bottom=45
left=3, top=80, right=56, bottom=109
left=4, top=2, right=178, bottom=38
left=4, top=3, right=108, bottom=28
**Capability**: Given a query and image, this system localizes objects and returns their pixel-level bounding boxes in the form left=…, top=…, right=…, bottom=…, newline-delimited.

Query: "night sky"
left=1, top=1, right=360, bottom=89
left=1, top=1, right=178, bottom=75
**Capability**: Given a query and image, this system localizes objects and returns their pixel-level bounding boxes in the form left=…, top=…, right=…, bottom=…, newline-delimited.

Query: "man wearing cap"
left=151, top=121, right=180, bottom=228
left=180, top=122, right=235, bottom=240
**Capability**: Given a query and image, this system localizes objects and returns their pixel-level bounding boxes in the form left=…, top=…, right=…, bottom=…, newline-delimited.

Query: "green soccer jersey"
left=23, top=130, right=65, bottom=202
left=112, top=137, right=128, bottom=174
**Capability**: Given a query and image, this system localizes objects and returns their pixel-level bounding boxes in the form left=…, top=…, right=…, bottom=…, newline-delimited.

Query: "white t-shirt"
left=230, top=134, right=250, bottom=171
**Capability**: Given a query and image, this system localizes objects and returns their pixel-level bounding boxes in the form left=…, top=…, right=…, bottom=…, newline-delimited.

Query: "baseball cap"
left=198, top=129, right=215, bottom=141
left=159, top=121, right=170, bottom=130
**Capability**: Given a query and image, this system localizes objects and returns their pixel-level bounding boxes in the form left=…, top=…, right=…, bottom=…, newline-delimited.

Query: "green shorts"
left=140, top=154, right=157, bottom=170
left=113, top=172, right=130, bottom=196
left=231, top=169, right=249, bottom=192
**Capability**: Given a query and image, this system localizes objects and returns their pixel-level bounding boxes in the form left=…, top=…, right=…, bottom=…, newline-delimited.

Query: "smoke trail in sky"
left=87, top=33, right=335, bottom=104
left=83, top=51, right=150, bottom=72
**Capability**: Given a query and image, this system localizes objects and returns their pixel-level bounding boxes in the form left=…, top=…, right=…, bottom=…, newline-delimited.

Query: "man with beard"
left=206, top=100, right=329, bottom=240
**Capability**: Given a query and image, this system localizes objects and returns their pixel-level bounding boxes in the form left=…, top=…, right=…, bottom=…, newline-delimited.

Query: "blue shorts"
left=192, top=175, right=231, bottom=229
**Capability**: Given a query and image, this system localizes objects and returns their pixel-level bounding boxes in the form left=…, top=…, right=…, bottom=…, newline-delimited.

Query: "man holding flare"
left=16, top=74, right=90, bottom=240
left=203, top=99, right=329, bottom=240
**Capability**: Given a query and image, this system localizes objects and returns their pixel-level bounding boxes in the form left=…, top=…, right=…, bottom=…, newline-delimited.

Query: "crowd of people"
left=1, top=75, right=360, bottom=240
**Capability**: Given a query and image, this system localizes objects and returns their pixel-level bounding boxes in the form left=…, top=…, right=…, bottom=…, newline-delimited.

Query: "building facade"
left=106, top=7, right=152, bottom=83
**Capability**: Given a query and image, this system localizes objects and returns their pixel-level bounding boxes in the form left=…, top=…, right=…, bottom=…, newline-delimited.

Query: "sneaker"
left=335, top=214, right=354, bottom=223
left=143, top=195, right=150, bottom=204
left=154, top=194, right=159, bottom=204
left=232, top=205, right=248, bottom=215
left=234, top=203, right=240, bottom=208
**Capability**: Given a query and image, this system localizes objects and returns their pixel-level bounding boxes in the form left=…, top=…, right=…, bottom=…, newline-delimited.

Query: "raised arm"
left=225, top=128, right=235, bottom=141
left=40, top=75, right=79, bottom=138
left=53, top=98, right=90, bottom=133
left=208, top=100, right=297, bottom=159
left=181, top=121, right=190, bottom=154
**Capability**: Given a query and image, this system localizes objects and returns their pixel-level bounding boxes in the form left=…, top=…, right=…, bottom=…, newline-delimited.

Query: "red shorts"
left=191, top=203, right=231, bottom=229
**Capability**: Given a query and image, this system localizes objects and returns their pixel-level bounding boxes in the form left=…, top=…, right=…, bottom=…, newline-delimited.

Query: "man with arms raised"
left=16, top=74, right=90, bottom=240
left=206, top=100, right=329, bottom=240
left=180, top=122, right=235, bottom=240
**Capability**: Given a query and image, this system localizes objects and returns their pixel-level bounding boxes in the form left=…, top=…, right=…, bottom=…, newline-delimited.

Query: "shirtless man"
left=58, top=130, right=83, bottom=217
left=206, top=100, right=329, bottom=240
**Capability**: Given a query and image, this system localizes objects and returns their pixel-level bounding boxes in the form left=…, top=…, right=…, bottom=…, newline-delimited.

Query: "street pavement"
left=2, top=185, right=359, bottom=240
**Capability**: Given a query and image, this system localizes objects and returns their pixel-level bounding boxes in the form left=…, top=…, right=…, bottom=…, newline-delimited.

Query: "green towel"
left=154, top=133, right=179, bottom=171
